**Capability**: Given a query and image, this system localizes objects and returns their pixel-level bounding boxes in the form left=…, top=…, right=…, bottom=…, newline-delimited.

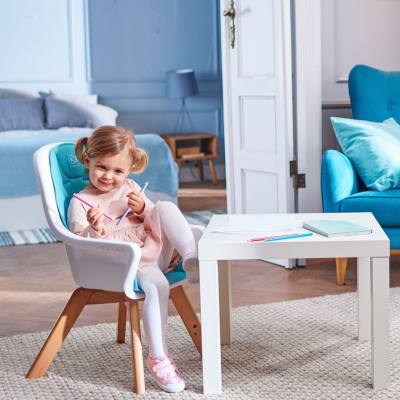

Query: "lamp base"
left=173, top=97, right=196, bottom=133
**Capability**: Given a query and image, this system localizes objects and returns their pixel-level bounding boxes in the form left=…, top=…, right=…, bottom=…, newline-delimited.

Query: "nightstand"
left=161, top=132, right=218, bottom=185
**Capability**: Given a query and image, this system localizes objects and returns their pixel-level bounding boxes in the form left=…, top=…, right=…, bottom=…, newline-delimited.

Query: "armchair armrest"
left=60, top=228, right=141, bottom=299
left=321, top=150, right=361, bottom=212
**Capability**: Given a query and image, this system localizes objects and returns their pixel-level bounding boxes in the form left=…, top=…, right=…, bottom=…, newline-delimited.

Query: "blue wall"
left=0, top=0, right=224, bottom=164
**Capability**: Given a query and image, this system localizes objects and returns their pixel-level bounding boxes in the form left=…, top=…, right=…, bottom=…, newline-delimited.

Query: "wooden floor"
left=2, top=180, right=400, bottom=337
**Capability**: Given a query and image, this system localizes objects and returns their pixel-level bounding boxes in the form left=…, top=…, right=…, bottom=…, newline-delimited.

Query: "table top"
left=198, top=212, right=390, bottom=260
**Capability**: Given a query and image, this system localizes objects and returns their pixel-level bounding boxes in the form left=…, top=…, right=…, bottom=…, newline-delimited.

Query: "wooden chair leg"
left=117, top=301, right=127, bottom=343
left=336, top=258, right=348, bottom=285
left=26, top=288, right=92, bottom=379
left=208, top=159, right=217, bottom=185
left=170, top=285, right=201, bottom=354
left=128, top=301, right=145, bottom=395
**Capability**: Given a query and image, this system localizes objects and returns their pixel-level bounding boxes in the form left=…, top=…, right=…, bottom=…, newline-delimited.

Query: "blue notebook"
left=302, top=220, right=372, bottom=237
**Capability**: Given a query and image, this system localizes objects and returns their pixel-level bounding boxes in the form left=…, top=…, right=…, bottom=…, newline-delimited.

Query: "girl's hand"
left=86, top=204, right=105, bottom=235
left=127, top=190, right=145, bottom=214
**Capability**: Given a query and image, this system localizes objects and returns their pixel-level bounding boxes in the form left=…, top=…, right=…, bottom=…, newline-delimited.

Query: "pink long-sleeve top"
left=67, top=179, right=164, bottom=269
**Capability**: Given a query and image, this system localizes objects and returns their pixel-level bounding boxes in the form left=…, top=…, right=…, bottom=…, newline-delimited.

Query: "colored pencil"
left=116, top=181, right=149, bottom=226
left=248, top=232, right=313, bottom=242
left=72, top=193, right=115, bottom=221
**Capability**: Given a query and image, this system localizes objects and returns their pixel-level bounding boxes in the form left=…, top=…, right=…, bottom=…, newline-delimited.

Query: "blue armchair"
left=322, top=65, right=400, bottom=285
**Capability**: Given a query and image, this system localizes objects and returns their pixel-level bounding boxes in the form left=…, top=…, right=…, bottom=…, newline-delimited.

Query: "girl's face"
left=84, top=146, right=133, bottom=192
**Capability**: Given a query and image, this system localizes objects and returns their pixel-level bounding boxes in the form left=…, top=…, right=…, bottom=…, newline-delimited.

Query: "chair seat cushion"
left=133, top=261, right=186, bottom=293
left=340, top=189, right=400, bottom=226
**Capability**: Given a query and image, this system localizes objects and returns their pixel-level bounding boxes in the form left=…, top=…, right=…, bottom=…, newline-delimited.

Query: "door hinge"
left=289, top=159, right=306, bottom=188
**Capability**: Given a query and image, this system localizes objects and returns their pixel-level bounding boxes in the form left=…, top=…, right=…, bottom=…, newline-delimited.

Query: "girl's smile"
left=84, top=146, right=133, bottom=192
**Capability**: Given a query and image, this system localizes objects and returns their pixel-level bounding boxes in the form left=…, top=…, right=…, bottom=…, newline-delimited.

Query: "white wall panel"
left=0, top=0, right=73, bottom=82
left=322, top=0, right=400, bottom=102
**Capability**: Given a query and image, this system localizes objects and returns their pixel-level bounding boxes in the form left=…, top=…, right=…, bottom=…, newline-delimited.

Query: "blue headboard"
left=349, top=64, right=400, bottom=123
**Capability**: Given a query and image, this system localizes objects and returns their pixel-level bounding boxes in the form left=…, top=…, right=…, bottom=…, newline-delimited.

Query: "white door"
left=220, top=0, right=295, bottom=265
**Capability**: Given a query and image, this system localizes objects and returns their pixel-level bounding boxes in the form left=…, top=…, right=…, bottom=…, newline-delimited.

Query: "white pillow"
left=49, top=90, right=98, bottom=105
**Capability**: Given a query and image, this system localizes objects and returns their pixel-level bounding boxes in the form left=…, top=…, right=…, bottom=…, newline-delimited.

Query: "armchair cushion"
left=340, top=189, right=400, bottom=227
left=331, top=116, right=400, bottom=191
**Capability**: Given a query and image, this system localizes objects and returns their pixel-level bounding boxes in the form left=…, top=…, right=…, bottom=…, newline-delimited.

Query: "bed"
left=0, top=128, right=178, bottom=231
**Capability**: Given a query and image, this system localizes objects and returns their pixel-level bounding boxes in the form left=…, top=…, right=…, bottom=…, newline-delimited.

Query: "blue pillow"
left=0, top=98, right=44, bottom=131
left=44, top=97, right=117, bottom=129
left=331, top=116, right=400, bottom=191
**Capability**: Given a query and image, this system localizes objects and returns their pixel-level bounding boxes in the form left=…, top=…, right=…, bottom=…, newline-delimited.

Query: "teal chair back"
left=349, top=65, right=400, bottom=123
left=49, top=143, right=89, bottom=228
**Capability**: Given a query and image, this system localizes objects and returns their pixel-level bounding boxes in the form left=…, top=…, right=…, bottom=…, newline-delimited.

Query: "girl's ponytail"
left=75, top=137, right=89, bottom=163
left=131, top=146, right=148, bottom=173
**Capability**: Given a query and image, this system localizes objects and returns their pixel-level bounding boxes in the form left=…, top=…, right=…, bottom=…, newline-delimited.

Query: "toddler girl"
left=67, top=125, right=199, bottom=393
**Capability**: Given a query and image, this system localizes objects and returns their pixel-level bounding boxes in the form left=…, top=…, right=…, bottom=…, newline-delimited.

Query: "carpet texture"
left=0, top=209, right=226, bottom=247
left=2, top=289, right=400, bottom=399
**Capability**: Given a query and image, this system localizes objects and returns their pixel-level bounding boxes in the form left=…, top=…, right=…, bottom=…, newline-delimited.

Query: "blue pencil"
left=265, top=232, right=313, bottom=242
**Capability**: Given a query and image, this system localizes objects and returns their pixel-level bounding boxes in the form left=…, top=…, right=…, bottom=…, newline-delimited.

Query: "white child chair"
left=26, top=142, right=202, bottom=394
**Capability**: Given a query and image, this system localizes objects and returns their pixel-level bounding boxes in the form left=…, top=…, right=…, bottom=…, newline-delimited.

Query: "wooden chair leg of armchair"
left=336, top=258, right=348, bottom=286
left=128, top=301, right=145, bottom=395
left=26, top=288, right=93, bottom=379
left=117, top=301, right=127, bottom=343
left=170, top=285, right=202, bottom=354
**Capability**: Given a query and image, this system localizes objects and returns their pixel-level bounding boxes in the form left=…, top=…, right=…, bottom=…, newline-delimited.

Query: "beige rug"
left=2, top=289, right=400, bottom=399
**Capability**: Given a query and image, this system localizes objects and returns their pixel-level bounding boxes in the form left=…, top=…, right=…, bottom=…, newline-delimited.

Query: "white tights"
left=136, top=201, right=197, bottom=358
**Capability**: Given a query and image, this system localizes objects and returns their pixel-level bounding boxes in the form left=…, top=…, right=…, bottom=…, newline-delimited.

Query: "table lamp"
left=166, top=69, right=199, bottom=133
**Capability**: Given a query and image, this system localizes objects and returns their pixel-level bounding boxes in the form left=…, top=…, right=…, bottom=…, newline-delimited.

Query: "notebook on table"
left=302, top=220, right=372, bottom=237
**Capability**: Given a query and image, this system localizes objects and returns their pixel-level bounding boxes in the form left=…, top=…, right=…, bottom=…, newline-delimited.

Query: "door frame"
left=293, top=0, right=322, bottom=213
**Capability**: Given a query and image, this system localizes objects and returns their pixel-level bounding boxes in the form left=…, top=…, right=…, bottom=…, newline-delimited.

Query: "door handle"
left=223, top=0, right=236, bottom=49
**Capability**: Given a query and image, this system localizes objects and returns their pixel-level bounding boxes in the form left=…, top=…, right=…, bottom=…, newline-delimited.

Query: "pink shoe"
left=146, top=355, right=185, bottom=393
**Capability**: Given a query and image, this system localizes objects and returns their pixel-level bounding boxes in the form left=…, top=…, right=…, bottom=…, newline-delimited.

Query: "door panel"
left=238, top=0, right=275, bottom=77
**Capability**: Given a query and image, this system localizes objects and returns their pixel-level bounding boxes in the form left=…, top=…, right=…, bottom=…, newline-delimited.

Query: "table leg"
left=371, top=257, right=390, bottom=390
left=357, top=257, right=371, bottom=341
left=200, top=260, right=222, bottom=394
left=218, top=260, right=232, bottom=345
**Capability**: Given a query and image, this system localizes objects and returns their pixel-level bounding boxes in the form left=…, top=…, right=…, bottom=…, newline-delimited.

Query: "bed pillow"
left=44, top=97, right=118, bottom=128
left=0, top=88, right=38, bottom=99
left=0, top=98, right=44, bottom=131
left=331, top=116, right=400, bottom=191
left=40, top=91, right=98, bottom=105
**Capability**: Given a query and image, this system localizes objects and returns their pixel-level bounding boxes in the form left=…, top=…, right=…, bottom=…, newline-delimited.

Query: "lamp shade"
left=166, top=69, right=199, bottom=98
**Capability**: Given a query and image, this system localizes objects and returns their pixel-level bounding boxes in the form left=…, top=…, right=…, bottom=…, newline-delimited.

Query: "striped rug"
left=0, top=209, right=226, bottom=247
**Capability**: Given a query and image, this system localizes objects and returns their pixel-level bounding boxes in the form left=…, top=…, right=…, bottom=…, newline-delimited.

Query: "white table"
left=198, top=213, right=390, bottom=394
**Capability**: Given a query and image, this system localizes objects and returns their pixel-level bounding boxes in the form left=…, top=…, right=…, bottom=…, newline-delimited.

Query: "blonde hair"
left=75, top=125, right=148, bottom=173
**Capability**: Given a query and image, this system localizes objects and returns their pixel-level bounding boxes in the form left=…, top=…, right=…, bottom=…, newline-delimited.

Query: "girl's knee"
left=156, top=200, right=179, bottom=214
left=158, top=276, right=170, bottom=298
